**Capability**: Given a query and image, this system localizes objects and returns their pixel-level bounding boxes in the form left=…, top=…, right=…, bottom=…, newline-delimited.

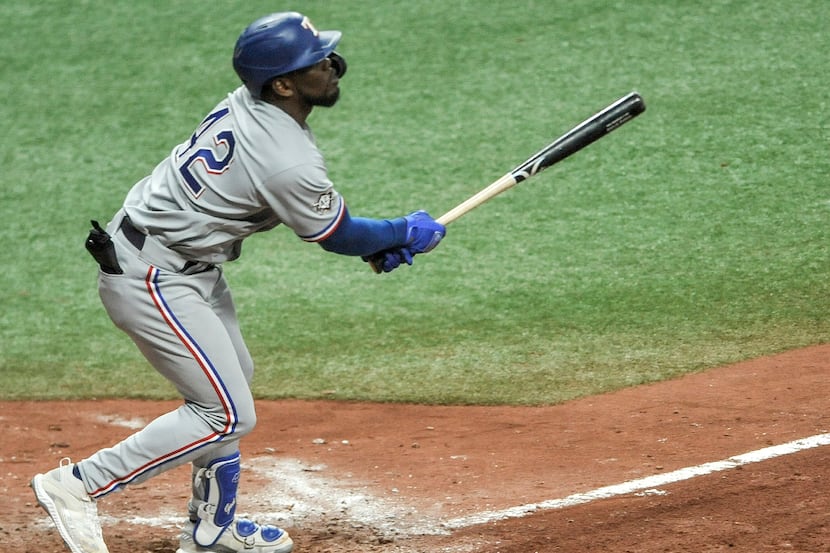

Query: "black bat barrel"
left=513, top=92, right=646, bottom=182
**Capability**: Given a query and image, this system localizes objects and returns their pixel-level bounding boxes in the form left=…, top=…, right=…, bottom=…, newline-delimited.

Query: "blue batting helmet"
left=233, top=12, right=345, bottom=98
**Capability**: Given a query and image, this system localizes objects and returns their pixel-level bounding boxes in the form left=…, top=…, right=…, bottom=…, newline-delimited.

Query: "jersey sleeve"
left=258, top=162, right=346, bottom=242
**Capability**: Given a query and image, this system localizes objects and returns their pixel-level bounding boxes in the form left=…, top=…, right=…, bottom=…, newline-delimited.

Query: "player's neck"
left=269, top=99, right=312, bottom=127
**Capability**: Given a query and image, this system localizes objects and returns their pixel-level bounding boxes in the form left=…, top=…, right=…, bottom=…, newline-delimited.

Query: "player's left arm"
left=317, top=206, right=408, bottom=256
left=320, top=208, right=446, bottom=272
left=261, top=165, right=445, bottom=271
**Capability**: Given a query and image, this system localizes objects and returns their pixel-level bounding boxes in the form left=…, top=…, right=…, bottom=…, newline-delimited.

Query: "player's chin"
left=315, top=89, right=341, bottom=108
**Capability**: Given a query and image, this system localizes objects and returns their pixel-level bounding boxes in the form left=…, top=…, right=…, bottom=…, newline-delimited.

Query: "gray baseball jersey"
left=124, top=85, right=345, bottom=263
left=76, top=86, right=347, bottom=500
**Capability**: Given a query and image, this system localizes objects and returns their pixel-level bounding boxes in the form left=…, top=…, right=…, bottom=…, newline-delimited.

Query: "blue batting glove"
left=403, top=211, right=446, bottom=254
left=362, top=248, right=413, bottom=273
left=382, top=248, right=413, bottom=272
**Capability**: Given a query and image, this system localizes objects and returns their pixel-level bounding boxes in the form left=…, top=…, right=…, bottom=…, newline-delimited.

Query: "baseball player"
left=31, top=12, right=445, bottom=553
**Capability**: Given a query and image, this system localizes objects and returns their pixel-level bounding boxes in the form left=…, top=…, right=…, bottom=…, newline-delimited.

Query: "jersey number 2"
left=177, top=107, right=236, bottom=198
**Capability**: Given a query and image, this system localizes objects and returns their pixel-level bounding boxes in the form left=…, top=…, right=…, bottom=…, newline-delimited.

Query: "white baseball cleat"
left=31, top=457, right=109, bottom=553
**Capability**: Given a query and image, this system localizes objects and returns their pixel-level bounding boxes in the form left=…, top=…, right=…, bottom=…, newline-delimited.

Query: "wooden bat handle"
left=366, top=172, right=517, bottom=272
left=436, top=172, right=518, bottom=226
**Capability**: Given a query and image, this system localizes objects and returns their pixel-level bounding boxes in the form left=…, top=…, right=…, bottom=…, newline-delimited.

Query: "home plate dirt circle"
left=3, top=345, right=828, bottom=552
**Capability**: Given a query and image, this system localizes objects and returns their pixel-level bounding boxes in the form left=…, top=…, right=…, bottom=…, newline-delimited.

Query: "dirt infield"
left=2, top=345, right=828, bottom=552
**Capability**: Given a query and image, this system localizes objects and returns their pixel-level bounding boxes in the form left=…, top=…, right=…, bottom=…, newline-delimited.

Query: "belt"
left=119, top=216, right=146, bottom=250
left=118, top=215, right=215, bottom=275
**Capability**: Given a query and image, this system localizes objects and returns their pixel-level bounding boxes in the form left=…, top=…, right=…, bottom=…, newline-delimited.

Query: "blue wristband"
left=319, top=208, right=408, bottom=256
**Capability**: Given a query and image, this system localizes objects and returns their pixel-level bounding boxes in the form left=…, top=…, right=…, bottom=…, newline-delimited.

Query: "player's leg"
left=77, top=264, right=258, bottom=494
left=179, top=275, right=293, bottom=553
left=29, top=260, right=250, bottom=553
left=178, top=450, right=293, bottom=553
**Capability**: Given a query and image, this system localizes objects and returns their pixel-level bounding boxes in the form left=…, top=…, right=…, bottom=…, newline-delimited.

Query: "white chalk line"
left=74, top=432, right=830, bottom=539
left=441, top=432, right=830, bottom=529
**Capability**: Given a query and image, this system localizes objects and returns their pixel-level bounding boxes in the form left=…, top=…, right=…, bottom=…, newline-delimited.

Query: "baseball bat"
left=438, top=91, right=645, bottom=224
left=369, top=91, right=646, bottom=272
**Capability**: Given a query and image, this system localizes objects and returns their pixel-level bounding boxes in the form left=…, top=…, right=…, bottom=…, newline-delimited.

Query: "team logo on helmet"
left=300, top=16, right=319, bottom=37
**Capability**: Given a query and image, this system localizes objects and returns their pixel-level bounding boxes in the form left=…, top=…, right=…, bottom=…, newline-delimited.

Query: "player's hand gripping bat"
left=367, top=91, right=646, bottom=273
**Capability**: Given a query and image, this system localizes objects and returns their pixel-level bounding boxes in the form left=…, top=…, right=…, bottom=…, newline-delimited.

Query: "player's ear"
left=269, top=77, right=294, bottom=99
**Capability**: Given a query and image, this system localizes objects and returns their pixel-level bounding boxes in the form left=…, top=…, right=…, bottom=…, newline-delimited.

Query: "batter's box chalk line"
left=86, top=432, right=830, bottom=537
left=442, top=432, right=830, bottom=529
